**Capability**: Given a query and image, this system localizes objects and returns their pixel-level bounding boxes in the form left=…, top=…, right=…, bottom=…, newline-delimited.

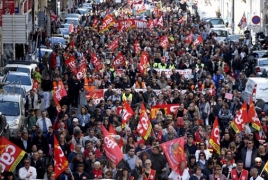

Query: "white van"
left=242, top=77, right=268, bottom=103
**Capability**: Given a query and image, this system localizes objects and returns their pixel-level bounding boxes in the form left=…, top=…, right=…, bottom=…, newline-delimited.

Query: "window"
left=0, top=101, right=20, bottom=116
left=259, top=59, right=268, bottom=66
left=5, top=74, right=31, bottom=86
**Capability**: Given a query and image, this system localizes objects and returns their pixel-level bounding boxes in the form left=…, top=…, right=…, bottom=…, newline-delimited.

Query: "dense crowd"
left=1, top=0, right=268, bottom=180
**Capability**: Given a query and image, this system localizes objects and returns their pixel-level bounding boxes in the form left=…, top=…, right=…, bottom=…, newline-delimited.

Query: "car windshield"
left=229, top=35, right=243, bottom=41
left=77, top=9, right=88, bottom=14
left=65, top=19, right=79, bottom=25
left=3, top=67, right=30, bottom=74
left=0, top=101, right=20, bottom=116
left=66, top=14, right=80, bottom=18
left=59, top=29, right=69, bottom=35
left=36, top=50, right=52, bottom=59
left=3, top=86, right=25, bottom=98
left=214, top=30, right=228, bottom=37
left=259, top=59, right=268, bottom=66
left=49, top=38, right=66, bottom=45
left=210, top=19, right=224, bottom=25
left=5, top=74, right=31, bottom=85
left=255, top=51, right=268, bottom=58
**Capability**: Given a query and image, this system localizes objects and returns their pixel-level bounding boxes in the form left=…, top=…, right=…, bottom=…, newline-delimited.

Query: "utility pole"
left=232, top=0, right=234, bottom=34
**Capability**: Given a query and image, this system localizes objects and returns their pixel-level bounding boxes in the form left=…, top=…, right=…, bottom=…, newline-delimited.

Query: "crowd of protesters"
left=1, top=0, right=268, bottom=180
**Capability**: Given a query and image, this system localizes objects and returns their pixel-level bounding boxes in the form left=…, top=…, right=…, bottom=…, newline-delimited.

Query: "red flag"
left=160, top=36, right=169, bottom=50
left=209, top=117, right=220, bottom=155
left=185, top=32, right=193, bottom=44
left=160, top=137, right=186, bottom=174
left=125, top=19, right=136, bottom=31
left=230, top=101, right=248, bottom=133
left=68, top=22, right=74, bottom=33
left=32, top=79, right=39, bottom=92
left=65, top=56, right=78, bottom=74
left=0, top=136, right=26, bottom=172
left=76, top=64, right=87, bottom=80
left=121, top=101, right=134, bottom=128
left=138, top=51, right=148, bottom=73
left=157, top=16, right=163, bottom=27
left=93, top=18, right=98, bottom=28
left=248, top=97, right=261, bottom=131
left=54, top=135, right=69, bottom=179
left=192, top=35, right=203, bottom=47
left=147, top=19, right=154, bottom=30
left=112, top=52, right=125, bottom=70
left=109, top=124, right=117, bottom=134
left=53, top=85, right=67, bottom=102
left=99, top=14, right=115, bottom=33
left=108, top=37, right=119, bottom=51
left=102, top=125, right=124, bottom=165
left=91, top=53, right=103, bottom=71
left=136, top=103, right=152, bottom=140
left=178, top=14, right=187, bottom=24
left=134, top=40, right=141, bottom=54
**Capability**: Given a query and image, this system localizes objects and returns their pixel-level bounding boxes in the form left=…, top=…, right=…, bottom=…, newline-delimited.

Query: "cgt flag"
left=0, top=136, right=26, bottom=172
left=54, top=135, right=69, bottom=179
left=102, top=125, right=124, bottom=165
left=160, top=137, right=186, bottom=174
left=136, top=102, right=152, bottom=140
left=230, top=101, right=248, bottom=133
left=248, top=97, right=261, bottom=131
left=121, top=101, right=134, bottom=128
left=209, top=117, right=220, bottom=155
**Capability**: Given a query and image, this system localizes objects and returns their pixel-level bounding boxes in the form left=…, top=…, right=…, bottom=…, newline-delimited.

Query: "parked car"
left=209, top=27, right=231, bottom=43
left=201, top=17, right=225, bottom=26
left=0, top=61, right=37, bottom=81
left=255, top=98, right=268, bottom=115
left=48, top=36, right=67, bottom=48
left=64, top=17, right=80, bottom=26
left=0, top=92, right=26, bottom=137
left=59, top=28, right=70, bottom=39
left=30, top=48, right=53, bottom=62
left=2, top=84, right=27, bottom=104
left=254, top=58, right=268, bottom=77
left=2, top=71, right=33, bottom=94
left=253, top=50, right=268, bottom=58
left=76, top=8, right=90, bottom=15
left=66, top=13, right=81, bottom=19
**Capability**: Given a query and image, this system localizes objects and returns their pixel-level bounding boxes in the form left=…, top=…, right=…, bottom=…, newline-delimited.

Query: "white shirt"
left=168, top=169, right=190, bottom=180
left=250, top=176, right=264, bottom=180
left=19, top=166, right=37, bottom=179
left=36, top=117, right=52, bottom=133
left=195, top=149, right=211, bottom=161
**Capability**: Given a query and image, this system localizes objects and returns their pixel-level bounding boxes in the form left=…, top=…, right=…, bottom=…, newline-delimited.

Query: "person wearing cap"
left=73, top=163, right=93, bottom=180
left=135, top=139, right=151, bottom=156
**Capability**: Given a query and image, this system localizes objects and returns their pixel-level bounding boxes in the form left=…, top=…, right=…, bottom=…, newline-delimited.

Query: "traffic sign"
left=252, top=16, right=260, bottom=24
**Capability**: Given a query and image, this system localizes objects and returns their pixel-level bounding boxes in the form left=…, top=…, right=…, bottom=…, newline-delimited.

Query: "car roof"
left=5, top=64, right=37, bottom=69
left=256, top=97, right=268, bottom=102
left=257, top=58, right=268, bottom=60
left=248, top=77, right=268, bottom=83
left=210, top=28, right=228, bottom=30
left=6, top=71, right=31, bottom=76
left=65, top=17, right=80, bottom=20
left=6, top=61, right=38, bottom=66
left=66, top=13, right=80, bottom=16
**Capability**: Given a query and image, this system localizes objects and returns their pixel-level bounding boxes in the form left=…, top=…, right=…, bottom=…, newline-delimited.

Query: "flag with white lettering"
left=54, top=135, right=69, bottom=179
left=209, top=117, right=220, bottom=155
left=248, top=97, right=261, bottom=131
left=230, top=101, right=247, bottom=133
left=101, top=125, right=124, bottom=165
left=121, top=101, right=134, bottom=128
left=136, top=102, right=152, bottom=140
left=0, top=136, right=26, bottom=172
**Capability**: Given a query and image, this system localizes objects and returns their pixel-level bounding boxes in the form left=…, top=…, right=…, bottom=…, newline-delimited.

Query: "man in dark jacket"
left=73, top=163, right=93, bottom=180
left=150, top=146, right=167, bottom=180
left=238, top=139, right=260, bottom=171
